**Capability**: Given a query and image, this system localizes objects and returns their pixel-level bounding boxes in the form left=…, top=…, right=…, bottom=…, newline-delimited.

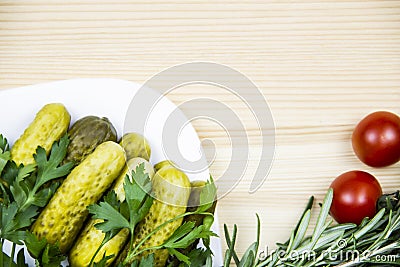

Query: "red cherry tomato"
left=329, top=170, right=382, bottom=224
left=352, top=111, right=400, bottom=167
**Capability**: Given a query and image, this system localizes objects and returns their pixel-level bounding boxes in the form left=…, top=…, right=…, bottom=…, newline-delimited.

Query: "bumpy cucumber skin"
left=120, top=133, right=151, bottom=161
left=69, top=158, right=155, bottom=267
left=11, top=103, right=70, bottom=166
left=64, top=116, right=117, bottom=165
left=69, top=219, right=130, bottom=267
left=117, top=166, right=191, bottom=267
left=31, top=141, right=125, bottom=253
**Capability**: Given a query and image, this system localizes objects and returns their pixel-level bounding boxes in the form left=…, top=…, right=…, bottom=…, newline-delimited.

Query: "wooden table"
left=1, top=0, right=400, bottom=263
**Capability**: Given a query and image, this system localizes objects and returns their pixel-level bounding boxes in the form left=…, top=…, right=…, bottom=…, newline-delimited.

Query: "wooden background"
left=1, top=0, right=400, bottom=263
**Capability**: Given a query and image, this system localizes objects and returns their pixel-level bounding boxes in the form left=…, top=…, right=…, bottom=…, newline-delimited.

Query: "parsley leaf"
left=124, top=164, right=153, bottom=232
left=0, top=134, right=9, bottom=152
left=1, top=161, right=19, bottom=196
left=196, top=177, right=217, bottom=213
left=16, top=249, right=27, bottom=267
left=25, top=231, right=47, bottom=258
left=92, top=253, right=115, bottom=267
left=0, top=134, right=9, bottom=166
left=25, top=230, right=66, bottom=267
left=0, top=202, right=37, bottom=244
left=167, top=247, right=191, bottom=265
left=10, top=135, right=73, bottom=212
left=34, top=135, right=72, bottom=189
left=41, top=242, right=66, bottom=267
left=0, top=250, right=27, bottom=267
left=1, top=134, right=73, bottom=265
left=186, top=248, right=212, bottom=267
left=89, top=163, right=153, bottom=237
left=131, top=253, right=155, bottom=267
left=89, top=200, right=130, bottom=232
left=0, top=135, right=11, bottom=205
left=163, top=222, right=217, bottom=251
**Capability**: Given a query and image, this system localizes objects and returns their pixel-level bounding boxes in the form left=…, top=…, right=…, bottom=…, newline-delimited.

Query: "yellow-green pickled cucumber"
left=31, top=141, right=125, bottom=253
left=117, top=166, right=191, bottom=267
left=153, top=160, right=175, bottom=172
left=69, top=158, right=155, bottom=267
left=11, top=103, right=70, bottom=166
left=64, top=116, right=117, bottom=165
left=120, top=133, right=151, bottom=161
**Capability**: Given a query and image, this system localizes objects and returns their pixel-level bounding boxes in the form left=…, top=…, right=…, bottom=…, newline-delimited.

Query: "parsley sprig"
left=0, top=134, right=73, bottom=266
left=89, top=164, right=218, bottom=267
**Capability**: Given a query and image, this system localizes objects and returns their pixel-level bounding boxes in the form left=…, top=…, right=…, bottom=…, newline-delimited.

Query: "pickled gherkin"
left=11, top=103, right=70, bottom=166
left=31, top=141, right=125, bottom=253
left=64, top=115, right=117, bottom=165
left=116, top=166, right=191, bottom=267
left=120, top=133, right=151, bottom=161
left=68, top=158, right=155, bottom=267
left=153, top=160, right=175, bottom=172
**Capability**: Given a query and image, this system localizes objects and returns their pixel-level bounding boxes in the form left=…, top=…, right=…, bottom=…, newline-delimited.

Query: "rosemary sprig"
left=224, top=189, right=400, bottom=267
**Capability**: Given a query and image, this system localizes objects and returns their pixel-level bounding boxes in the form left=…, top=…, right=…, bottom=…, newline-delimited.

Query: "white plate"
left=0, top=78, right=222, bottom=266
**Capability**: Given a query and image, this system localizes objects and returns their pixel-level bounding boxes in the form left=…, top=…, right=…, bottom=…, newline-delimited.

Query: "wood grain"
left=1, top=0, right=400, bottom=263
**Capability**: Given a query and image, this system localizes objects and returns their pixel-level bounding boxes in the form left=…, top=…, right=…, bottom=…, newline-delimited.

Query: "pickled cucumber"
left=69, top=158, right=155, bottom=267
left=116, top=166, right=191, bottom=267
left=153, top=160, right=175, bottom=172
left=31, top=141, right=125, bottom=253
left=11, top=103, right=70, bottom=166
left=120, top=133, right=151, bottom=161
left=64, top=116, right=117, bottom=165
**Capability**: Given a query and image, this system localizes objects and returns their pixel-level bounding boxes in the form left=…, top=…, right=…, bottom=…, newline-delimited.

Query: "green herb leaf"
left=0, top=150, right=10, bottom=174
left=103, top=189, right=120, bottom=210
left=89, top=201, right=130, bottom=232
left=41, top=241, right=66, bottom=267
left=1, top=161, right=19, bottom=191
left=168, top=248, right=191, bottom=265
left=197, top=177, right=217, bottom=213
left=184, top=248, right=212, bottom=267
left=1, top=250, right=20, bottom=267
left=1, top=134, right=73, bottom=266
left=0, top=135, right=10, bottom=184
left=33, top=135, right=73, bottom=189
left=25, top=231, right=47, bottom=259
left=24, top=231, right=66, bottom=267
left=308, top=188, right=333, bottom=250
left=163, top=222, right=217, bottom=252
left=0, top=134, right=9, bottom=152
left=10, top=165, right=35, bottom=209
left=124, top=164, right=153, bottom=227
left=0, top=202, right=37, bottom=244
left=138, top=253, right=155, bottom=267
left=224, top=224, right=238, bottom=266
left=16, top=249, right=27, bottom=267
left=92, top=253, right=115, bottom=267
left=163, top=222, right=196, bottom=246
left=8, top=135, right=72, bottom=215
left=89, top=163, right=153, bottom=236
